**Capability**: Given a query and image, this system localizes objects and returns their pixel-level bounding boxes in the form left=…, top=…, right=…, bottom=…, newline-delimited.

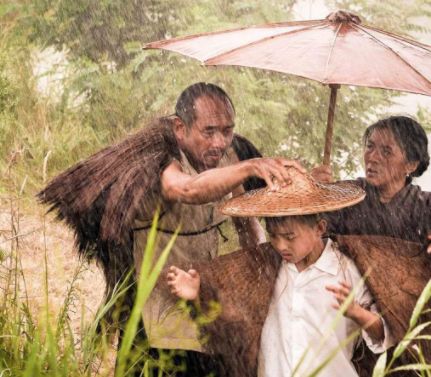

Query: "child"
left=166, top=169, right=393, bottom=377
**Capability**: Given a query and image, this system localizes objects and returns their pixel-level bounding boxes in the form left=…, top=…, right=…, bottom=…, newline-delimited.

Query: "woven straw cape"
left=220, top=166, right=365, bottom=217
left=37, top=116, right=264, bottom=330
left=182, top=236, right=430, bottom=377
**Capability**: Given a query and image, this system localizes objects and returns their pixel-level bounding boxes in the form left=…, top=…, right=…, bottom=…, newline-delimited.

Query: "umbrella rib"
left=357, top=24, right=431, bottom=53
left=323, top=23, right=342, bottom=83
left=204, top=21, right=327, bottom=65
left=144, top=19, right=323, bottom=48
left=353, top=24, right=431, bottom=86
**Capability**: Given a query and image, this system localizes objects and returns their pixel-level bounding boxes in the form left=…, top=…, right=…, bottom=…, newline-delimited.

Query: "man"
left=38, top=82, right=302, bottom=375
left=133, top=83, right=305, bottom=375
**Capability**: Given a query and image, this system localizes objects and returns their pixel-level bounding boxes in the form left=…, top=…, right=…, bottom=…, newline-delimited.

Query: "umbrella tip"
left=326, top=10, right=361, bottom=24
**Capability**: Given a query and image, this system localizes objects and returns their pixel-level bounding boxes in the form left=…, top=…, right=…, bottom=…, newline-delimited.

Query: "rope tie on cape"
left=133, top=219, right=228, bottom=238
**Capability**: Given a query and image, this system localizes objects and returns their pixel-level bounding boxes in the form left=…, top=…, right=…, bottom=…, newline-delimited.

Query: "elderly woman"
left=322, top=115, right=431, bottom=250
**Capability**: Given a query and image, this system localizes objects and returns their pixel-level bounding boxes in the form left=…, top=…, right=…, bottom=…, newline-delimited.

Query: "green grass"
left=0, top=191, right=430, bottom=376
left=0, top=197, right=178, bottom=376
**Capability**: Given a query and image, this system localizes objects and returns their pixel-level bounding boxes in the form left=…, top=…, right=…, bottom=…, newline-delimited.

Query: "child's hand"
left=325, top=281, right=360, bottom=319
left=166, top=266, right=200, bottom=301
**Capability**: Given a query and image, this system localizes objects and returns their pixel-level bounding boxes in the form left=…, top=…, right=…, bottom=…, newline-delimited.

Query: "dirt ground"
left=0, top=196, right=116, bottom=375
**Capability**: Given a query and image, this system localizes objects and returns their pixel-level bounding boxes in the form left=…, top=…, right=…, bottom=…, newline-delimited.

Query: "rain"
left=0, top=1, right=430, bottom=376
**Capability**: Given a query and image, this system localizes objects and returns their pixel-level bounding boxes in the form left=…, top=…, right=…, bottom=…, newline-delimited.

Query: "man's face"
left=176, top=95, right=235, bottom=170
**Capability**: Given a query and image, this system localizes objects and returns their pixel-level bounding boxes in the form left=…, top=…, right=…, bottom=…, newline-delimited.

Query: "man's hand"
left=311, top=165, right=333, bottom=183
left=245, top=158, right=305, bottom=190
left=427, top=233, right=431, bottom=254
left=166, top=266, right=200, bottom=301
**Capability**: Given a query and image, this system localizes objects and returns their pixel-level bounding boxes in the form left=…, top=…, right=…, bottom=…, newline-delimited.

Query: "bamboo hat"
left=221, top=167, right=365, bottom=217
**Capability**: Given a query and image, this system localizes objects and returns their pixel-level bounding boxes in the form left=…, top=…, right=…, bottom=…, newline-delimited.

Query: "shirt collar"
left=312, top=238, right=340, bottom=275
left=286, top=238, right=339, bottom=276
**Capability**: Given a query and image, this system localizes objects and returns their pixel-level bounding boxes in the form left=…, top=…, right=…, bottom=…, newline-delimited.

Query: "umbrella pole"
left=323, top=84, right=340, bottom=165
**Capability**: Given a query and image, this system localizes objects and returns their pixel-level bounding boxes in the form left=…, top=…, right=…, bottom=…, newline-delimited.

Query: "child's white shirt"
left=258, top=238, right=393, bottom=377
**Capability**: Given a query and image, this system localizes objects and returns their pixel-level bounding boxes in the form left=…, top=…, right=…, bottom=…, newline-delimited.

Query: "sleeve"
left=356, top=280, right=395, bottom=353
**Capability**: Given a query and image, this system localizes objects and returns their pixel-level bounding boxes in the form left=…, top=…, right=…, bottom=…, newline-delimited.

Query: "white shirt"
left=258, top=239, right=393, bottom=377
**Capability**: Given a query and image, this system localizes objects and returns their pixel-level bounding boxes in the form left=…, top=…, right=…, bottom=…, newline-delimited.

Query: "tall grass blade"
left=304, top=329, right=361, bottom=377
left=409, top=280, right=431, bottom=330
left=294, top=275, right=366, bottom=376
left=389, top=364, right=431, bottom=373
left=116, top=210, right=178, bottom=377
left=372, top=351, right=387, bottom=377
left=392, top=322, right=431, bottom=360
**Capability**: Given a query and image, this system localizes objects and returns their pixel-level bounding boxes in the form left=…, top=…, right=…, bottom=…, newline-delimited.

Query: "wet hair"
left=363, top=116, right=430, bottom=177
left=265, top=214, right=322, bottom=230
left=175, top=82, right=235, bottom=127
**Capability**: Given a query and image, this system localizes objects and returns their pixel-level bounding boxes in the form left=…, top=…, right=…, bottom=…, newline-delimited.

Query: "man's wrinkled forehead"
left=193, top=94, right=235, bottom=121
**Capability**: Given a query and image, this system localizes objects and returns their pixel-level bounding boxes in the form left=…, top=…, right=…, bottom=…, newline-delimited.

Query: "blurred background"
left=1, top=0, right=431, bottom=197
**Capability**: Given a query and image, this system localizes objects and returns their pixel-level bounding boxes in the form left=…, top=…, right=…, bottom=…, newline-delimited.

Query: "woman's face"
left=364, top=128, right=417, bottom=190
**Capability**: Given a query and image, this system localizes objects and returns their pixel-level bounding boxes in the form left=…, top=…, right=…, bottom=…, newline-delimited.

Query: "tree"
left=1, top=0, right=430, bottom=187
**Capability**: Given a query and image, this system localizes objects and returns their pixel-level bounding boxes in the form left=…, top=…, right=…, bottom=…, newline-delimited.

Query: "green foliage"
left=1, top=0, right=430, bottom=193
left=0, top=206, right=175, bottom=376
left=373, top=279, right=431, bottom=376
left=26, top=0, right=192, bottom=68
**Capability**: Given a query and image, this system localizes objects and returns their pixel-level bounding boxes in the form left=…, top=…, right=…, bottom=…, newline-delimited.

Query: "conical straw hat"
left=221, top=167, right=365, bottom=217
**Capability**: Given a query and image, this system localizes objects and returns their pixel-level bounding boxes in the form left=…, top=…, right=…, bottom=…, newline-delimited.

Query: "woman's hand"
left=166, top=266, right=200, bottom=301
left=311, top=165, right=333, bottom=183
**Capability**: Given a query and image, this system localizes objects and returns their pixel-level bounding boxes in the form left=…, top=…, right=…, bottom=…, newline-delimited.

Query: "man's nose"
left=211, top=132, right=229, bottom=149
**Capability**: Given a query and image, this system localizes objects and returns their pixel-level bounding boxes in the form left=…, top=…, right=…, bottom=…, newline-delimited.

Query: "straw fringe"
left=186, top=236, right=430, bottom=377
left=37, top=117, right=263, bottom=328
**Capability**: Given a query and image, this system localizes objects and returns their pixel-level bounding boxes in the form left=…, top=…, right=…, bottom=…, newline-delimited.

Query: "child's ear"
left=316, top=219, right=327, bottom=236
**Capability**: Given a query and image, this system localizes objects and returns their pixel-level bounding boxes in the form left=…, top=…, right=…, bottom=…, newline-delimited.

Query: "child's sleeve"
left=356, top=282, right=395, bottom=353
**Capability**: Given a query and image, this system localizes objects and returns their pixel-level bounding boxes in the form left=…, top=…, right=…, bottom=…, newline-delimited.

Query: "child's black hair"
left=265, top=213, right=322, bottom=229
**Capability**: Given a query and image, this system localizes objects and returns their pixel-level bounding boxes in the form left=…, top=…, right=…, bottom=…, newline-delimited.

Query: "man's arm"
left=161, top=157, right=304, bottom=204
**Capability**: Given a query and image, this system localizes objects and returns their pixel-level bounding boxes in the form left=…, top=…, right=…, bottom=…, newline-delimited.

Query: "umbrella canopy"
left=145, top=10, right=431, bottom=164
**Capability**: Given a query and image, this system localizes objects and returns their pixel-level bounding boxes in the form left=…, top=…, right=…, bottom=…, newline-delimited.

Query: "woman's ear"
left=173, top=116, right=186, bottom=141
left=316, top=218, right=327, bottom=236
left=406, top=160, right=419, bottom=176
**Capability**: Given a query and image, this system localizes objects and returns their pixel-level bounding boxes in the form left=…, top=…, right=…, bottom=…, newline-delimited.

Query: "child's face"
left=266, top=218, right=326, bottom=265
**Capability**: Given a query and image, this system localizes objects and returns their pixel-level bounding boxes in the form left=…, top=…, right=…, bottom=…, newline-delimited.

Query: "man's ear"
left=173, top=116, right=186, bottom=141
left=316, top=218, right=327, bottom=236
